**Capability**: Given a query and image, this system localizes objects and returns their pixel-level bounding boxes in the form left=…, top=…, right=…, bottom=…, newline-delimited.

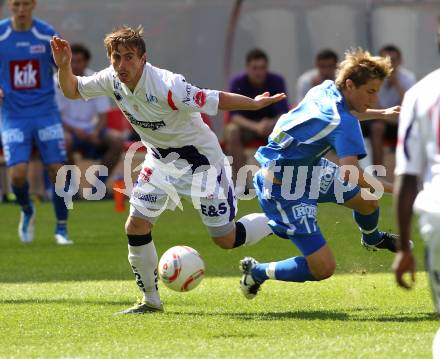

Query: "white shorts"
left=418, top=211, right=440, bottom=313
left=129, top=159, right=237, bottom=229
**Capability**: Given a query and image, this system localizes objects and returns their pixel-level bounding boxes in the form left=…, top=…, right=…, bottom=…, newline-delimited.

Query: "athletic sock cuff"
left=127, top=233, right=152, bottom=246
left=233, top=221, right=246, bottom=248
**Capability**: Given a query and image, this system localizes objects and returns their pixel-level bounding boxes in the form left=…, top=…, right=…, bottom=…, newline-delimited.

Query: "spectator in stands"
left=370, top=44, right=416, bottom=167
left=56, top=43, right=123, bottom=190
left=296, top=49, right=338, bottom=104
left=224, top=48, right=289, bottom=188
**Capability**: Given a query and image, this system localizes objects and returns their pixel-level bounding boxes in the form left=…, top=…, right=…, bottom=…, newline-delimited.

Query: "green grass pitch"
left=0, top=196, right=437, bottom=358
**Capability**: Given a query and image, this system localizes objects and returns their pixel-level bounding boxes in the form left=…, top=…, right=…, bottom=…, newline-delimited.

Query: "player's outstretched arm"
left=393, top=174, right=418, bottom=289
left=50, top=36, right=81, bottom=99
left=218, top=91, right=286, bottom=111
left=352, top=106, right=400, bottom=122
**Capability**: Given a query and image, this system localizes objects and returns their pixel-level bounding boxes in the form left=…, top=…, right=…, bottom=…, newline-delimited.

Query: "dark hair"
left=104, top=25, right=146, bottom=58
left=379, top=44, right=401, bottom=59
left=246, top=48, right=269, bottom=65
left=316, top=49, right=338, bottom=63
left=71, top=43, right=91, bottom=61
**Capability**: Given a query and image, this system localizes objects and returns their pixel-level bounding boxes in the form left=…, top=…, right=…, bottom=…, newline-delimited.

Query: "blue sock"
left=43, top=168, right=52, bottom=194
left=12, top=182, right=33, bottom=215
left=353, top=208, right=382, bottom=245
left=52, top=186, right=68, bottom=234
left=252, top=256, right=317, bottom=283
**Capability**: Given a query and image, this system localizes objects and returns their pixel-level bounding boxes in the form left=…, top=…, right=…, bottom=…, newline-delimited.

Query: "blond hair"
left=104, top=25, right=146, bottom=58
left=335, top=48, right=392, bottom=89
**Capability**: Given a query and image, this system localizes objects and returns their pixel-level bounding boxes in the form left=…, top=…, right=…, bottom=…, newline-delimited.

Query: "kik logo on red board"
left=10, top=59, right=41, bottom=90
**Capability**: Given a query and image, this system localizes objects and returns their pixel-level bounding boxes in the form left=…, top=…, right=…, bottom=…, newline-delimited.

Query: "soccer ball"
left=158, top=246, right=205, bottom=292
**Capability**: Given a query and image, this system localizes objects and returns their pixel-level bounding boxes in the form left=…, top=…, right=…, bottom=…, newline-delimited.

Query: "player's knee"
left=312, top=260, right=336, bottom=280
left=211, top=235, right=234, bottom=249
left=308, top=250, right=336, bottom=280
left=209, top=223, right=236, bottom=249
left=125, top=216, right=152, bottom=235
left=9, top=167, right=27, bottom=187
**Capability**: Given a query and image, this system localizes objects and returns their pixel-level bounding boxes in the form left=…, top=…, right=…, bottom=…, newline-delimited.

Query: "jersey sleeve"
left=327, top=113, right=366, bottom=160
left=395, top=92, right=425, bottom=176
left=77, top=67, right=113, bottom=100
left=166, top=74, right=219, bottom=116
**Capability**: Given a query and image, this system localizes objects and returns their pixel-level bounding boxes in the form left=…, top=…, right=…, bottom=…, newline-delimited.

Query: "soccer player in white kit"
left=393, top=68, right=440, bottom=311
left=50, top=26, right=286, bottom=314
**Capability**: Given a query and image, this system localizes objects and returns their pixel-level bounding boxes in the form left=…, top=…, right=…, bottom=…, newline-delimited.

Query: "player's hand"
left=0, top=87, right=3, bottom=105
left=381, top=106, right=400, bottom=123
left=392, top=250, right=416, bottom=289
left=253, top=92, right=286, bottom=110
left=50, top=36, right=72, bottom=69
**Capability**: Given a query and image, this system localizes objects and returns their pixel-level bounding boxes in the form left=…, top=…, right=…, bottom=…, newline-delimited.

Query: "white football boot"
left=18, top=206, right=36, bottom=244
left=114, top=299, right=164, bottom=315
left=55, top=232, right=73, bottom=245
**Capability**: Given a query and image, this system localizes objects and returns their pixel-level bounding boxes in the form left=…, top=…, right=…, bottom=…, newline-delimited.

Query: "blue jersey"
left=0, top=18, right=58, bottom=119
left=255, top=80, right=366, bottom=178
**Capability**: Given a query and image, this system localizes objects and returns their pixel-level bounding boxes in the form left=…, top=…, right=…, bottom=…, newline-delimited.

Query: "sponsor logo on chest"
left=122, top=110, right=166, bottom=131
left=10, top=59, right=41, bottom=90
left=30, top=44, right=46, bottom=54
left=146, top=93, right=158, bottom=103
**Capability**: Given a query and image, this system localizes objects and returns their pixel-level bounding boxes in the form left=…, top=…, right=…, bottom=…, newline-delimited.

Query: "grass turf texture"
left=0, top=196, right=437, bottom=358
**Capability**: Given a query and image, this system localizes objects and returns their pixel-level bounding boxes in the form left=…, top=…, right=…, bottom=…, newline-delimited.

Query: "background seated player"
left=295, top=48, right=339, bottom=104
left=368, top=45, right=416, bottom=179
left=224, top=48, right=289, bottom=191
left=56, top=43, right=123, bottom=193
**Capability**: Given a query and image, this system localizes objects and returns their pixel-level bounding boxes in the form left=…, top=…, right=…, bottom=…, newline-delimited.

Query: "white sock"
left=128, top=241, right=161, bottom=306
left=238, top=213, right=273, bottom=246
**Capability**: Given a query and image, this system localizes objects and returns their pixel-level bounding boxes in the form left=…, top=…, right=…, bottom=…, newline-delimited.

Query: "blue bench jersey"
left=0, top=18, right=58, bottom=119
left=255, top=80, right=366, bottom=178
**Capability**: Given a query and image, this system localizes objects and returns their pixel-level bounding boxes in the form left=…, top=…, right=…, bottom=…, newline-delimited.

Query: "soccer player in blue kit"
left=240, top=49, right=406, bottom=299
left=0, top=0, right=71, bottom=244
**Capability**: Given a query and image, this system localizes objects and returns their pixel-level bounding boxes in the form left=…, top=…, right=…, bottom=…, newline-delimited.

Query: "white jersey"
left=395, top=68, right=440, bottom=215
left=77, top=62, right=224, bottom=172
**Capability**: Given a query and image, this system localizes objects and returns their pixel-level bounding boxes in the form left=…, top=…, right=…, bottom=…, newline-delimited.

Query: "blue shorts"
left=1, top=114, right=67, bottom=167
left=255, top=158, right=360, bottom=256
